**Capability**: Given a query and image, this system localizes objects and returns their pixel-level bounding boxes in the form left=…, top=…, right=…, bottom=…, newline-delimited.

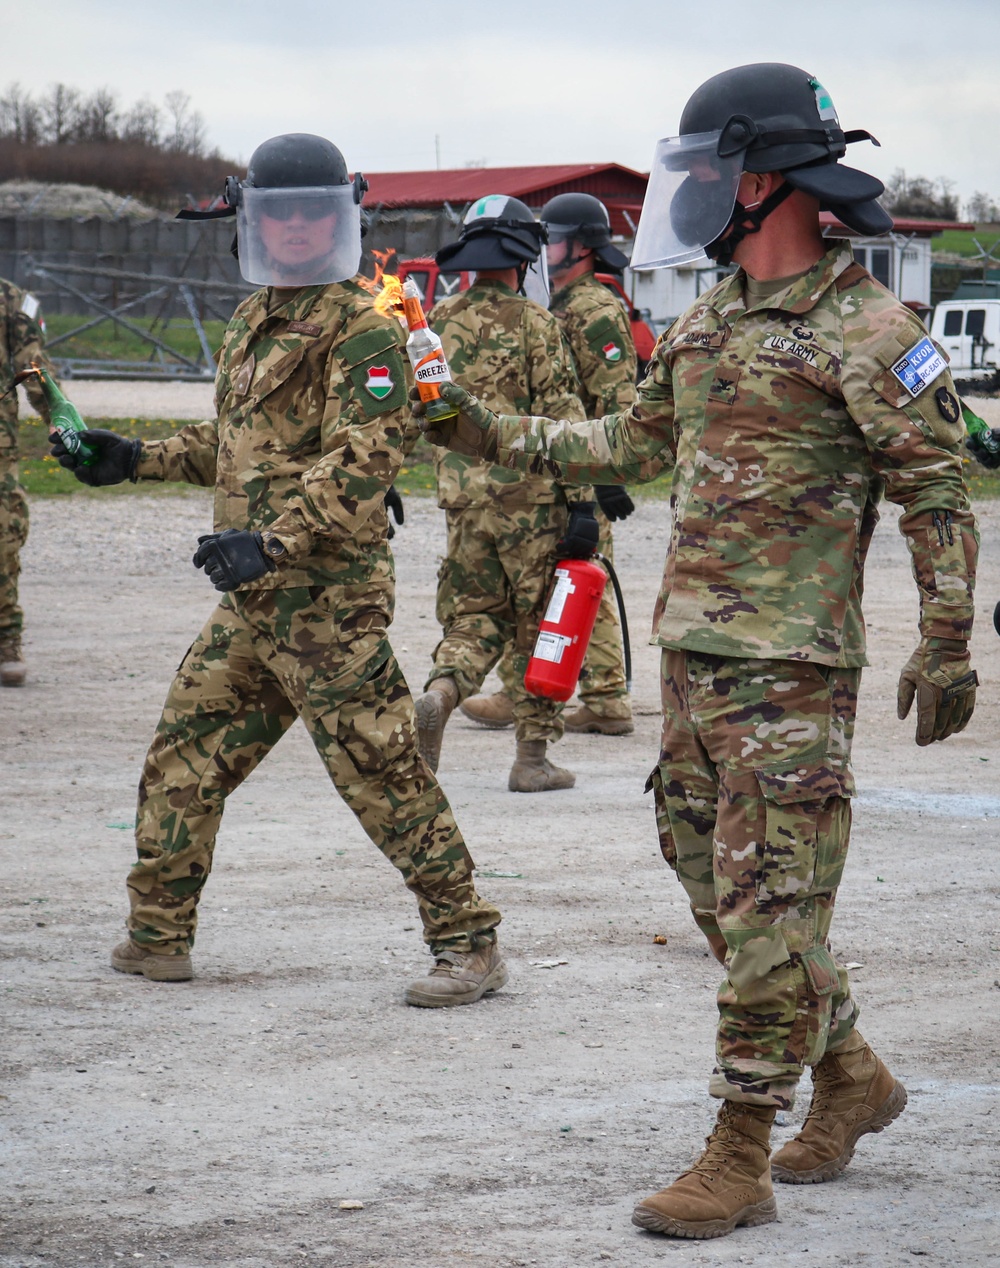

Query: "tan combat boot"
left=413, top=677, right=460, bottom=772
left=507, top=739, right=575, bottom=792
left=563, top=703, right=634, bottom=735
left=459, top=691, right=515, bottom=729
left=0, top=635, right=26, bottom=687
left=632, top=1102, right=777, bottom=1240
left=110, top=937, right=193, bottom=982
left=404, top=937, right=508, bottom=1007
left=770, top=1030, right=907, bottom=1184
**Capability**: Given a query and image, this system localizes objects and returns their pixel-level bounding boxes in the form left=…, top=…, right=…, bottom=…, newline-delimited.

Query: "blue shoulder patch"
left=890, top=335, right=948, bottom=398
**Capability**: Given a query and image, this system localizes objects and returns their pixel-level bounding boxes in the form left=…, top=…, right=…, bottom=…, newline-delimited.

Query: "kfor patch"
left=890, top=335, right=947, bottom=398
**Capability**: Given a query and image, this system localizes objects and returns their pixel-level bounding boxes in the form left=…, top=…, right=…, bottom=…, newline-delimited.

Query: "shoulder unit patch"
left=889, top=335, right=948, bottom=398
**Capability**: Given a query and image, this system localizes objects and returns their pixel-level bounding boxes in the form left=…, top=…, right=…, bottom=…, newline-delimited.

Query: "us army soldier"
left=420, top=66, right=979, bottom=1236
left=461, top=192, right=638, bottom=736
left=53, top=134, right=505, bottom=1008
left=411, top=195, right=590, bottom=792
left=0, top=279, right=56, bottom=686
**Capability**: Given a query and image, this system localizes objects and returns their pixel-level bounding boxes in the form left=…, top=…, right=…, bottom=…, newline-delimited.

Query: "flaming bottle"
left=401, top=278, right=458, bottom=425
left=16, top=363, right=95, bottom=464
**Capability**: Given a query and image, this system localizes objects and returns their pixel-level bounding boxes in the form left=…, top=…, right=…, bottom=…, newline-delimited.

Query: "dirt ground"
left=2, top=383, right=999, bottom=1268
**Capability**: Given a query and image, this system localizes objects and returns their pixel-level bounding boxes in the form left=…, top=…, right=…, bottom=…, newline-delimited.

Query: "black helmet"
left=540, top=193, right=629, bottom=271
left=631, top=63, right=890, bottom=272
left=679, top=63, right=890, bottom=236
left=226, top=133, right=368, bottom=210
left=436, top=195, right=546, bottom=271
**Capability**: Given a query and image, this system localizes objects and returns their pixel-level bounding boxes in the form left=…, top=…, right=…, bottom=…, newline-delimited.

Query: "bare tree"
left=164, top=90, right=206, bottom=157
left=0, top=82, right=42, bottom=143
left=39, top=82, right=81, bottom=145
left=882, top=168, right=959, bottom=220
left=965, top=191, right=1000, bottom=224
left=120, top=96, right=162, bottom=147
left=74, top=87, right=119, bottom=143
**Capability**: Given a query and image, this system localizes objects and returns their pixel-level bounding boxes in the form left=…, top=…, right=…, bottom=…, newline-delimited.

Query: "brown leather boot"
left=413, top=677, right=459, bottom=772
left=563, top=703, right=634, bottom=735
left=0, top=635, right=26, bottom=687
left=507, top=739, right=575, bottom=792
left=404, top=937, right=508, bottom=1007
left=771, top=1031, right=907, bottom=1184
left=459, top=691, right=515, bottom=729
left=632, top=1102, right=777, bottom=1239
left=110, top=937, right=193, bottom=982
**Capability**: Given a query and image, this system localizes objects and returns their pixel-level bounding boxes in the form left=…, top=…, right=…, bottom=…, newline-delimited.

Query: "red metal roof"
left=820, top=212, right=974, bottom=236
left=363, top=165, right=648, bottom=235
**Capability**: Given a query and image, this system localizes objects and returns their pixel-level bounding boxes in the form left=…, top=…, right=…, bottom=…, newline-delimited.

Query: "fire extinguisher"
left=524, top=504, right=631, bottom=703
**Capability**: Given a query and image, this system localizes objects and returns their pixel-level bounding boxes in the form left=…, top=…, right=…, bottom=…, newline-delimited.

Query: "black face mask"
left=705, top=181, right=795, bottom=266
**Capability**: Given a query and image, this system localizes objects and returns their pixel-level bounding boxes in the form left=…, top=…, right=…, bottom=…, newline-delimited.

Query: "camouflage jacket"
left=136, top=279, right=411, bottom=590
left=479, top=242, right=978, bottom=666
left=428, top=280, right=586, bottom=510
left=549, top=272, right=637, bottom=417
left=0, top=278, right=55, bottom=455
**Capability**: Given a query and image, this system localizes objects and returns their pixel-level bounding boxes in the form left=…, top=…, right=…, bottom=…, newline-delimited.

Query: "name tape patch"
left=764, top=334, right=818, bottom=365
left=890, top=336, right=947, bottom=398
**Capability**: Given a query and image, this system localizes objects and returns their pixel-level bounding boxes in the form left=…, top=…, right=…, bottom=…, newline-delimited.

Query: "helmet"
left=227, top=134, right=367, bottom=286
left=631, top=63, right=890, bottom=271
left=540, top=193, right=629, bottom=271
left=436, top=195, right=546, bottom=271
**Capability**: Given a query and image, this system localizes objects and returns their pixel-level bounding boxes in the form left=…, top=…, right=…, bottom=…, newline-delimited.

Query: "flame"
left=358, top=248, right=405, bottom=323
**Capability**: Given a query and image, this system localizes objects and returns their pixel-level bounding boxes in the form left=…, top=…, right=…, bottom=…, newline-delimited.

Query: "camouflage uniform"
left=127, top=279, right=501, bottom=956
left=0, top=280, right=54, bottom=653
left=455, top=242, right=977, bottom=1107
left=426, top=279, right=586, bottom=743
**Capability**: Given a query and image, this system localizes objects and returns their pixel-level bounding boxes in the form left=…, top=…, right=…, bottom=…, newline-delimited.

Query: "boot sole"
left=458, top=703, right=514, bottom=729
left=414, top=695, right=448, bottom=771
left=771, top=1079, right=908, bottom=1184
left=404, top=962, right=508, bottom=1008
left=632, top=1196, right=778, bottom=1239
left=111, top=949, right=193, bottom=982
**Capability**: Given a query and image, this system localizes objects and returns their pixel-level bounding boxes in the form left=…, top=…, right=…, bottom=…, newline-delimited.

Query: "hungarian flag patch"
left=364, top=365, right=395, bottom=399
left=602, top=342, right=622, bottom=362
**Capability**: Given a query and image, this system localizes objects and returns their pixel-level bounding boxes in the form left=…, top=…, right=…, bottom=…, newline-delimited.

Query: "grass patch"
left=933, top=225, right=1000, bottom=259
left=44, top=313, right=228, bottom=365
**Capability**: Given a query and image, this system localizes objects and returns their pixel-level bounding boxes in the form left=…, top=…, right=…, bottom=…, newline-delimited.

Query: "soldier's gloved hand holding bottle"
left=51, top=427, right=141, bottom=486
left=896, top=636, right=978, bottom=746
left=411, top=382, right=499, bottom=458
left=595, top=484, right=635, bottom=521
left=557, top=502, right=600, bottom=559
left=192, top=529, right=276, bottom=592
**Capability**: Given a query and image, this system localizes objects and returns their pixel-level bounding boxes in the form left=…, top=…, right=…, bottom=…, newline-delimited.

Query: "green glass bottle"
left=962, top=400, right=1000, bottom=467
left=17, top=363, right=96, bottom=464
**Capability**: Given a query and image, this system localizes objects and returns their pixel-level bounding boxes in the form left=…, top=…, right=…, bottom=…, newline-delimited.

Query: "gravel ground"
left=1, top=464, right=999, bottom=1267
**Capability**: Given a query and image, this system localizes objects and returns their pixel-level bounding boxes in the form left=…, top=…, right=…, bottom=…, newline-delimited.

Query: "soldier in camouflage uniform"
left=412, top=195, right=591, bottom=792
left=0, top=280, right=55, bottom=687
left=420, top=66, right=979, bottom=1237
left=460, top=192, right=637, bottom=736
left=53, top=134, right=505, bottom=1008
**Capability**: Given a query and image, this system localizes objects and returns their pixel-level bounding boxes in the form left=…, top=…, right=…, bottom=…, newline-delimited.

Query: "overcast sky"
left=11, top=0, right=1000, bottom=212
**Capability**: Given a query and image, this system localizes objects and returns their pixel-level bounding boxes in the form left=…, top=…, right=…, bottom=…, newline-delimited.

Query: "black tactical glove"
left=557, top=502, right=600, bottom=559
left=965, top=430, right=1000, bottom=469
left=192, top=529, right=274, bottom=592
left=50, top=427, right=141, bottom=487
left=385, top=485, right=404, bottom=539
left=897, top=636, right=978, bottom=746
left=595, top=484, right=636, bottom=521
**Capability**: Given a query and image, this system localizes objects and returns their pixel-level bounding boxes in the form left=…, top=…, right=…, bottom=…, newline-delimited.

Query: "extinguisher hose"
left=594, top=551, right=631, bottom=692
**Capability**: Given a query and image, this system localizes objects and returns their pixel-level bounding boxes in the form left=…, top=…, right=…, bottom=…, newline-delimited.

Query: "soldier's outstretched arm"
left=422, top=356, right=677, bottom=489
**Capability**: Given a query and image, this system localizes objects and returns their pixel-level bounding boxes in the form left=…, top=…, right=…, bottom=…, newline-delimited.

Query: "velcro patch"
left=287, top=321, right=322, bottom=337
left=764, top=333, right=818, bottom=365
left=890, top=335, right=947, bottom=398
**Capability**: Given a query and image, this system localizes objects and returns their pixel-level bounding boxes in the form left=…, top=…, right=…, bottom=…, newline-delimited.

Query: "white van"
left=929, top=299, right=1000, bottom=393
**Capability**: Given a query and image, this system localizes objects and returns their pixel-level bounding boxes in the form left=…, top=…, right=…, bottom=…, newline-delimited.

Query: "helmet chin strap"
left=705, top=180, right=795, bottom=267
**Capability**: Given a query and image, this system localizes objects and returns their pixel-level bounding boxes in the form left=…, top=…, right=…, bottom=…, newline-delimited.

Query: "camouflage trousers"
left=496, top=510, right=630, bottom=719
left=428, top=503, right=569, bottom=743
left=0, top=452, right=28, bottom=640
left=649, top=649, right=861, bottom=1110
left=127, top=584, right=501, bottom=956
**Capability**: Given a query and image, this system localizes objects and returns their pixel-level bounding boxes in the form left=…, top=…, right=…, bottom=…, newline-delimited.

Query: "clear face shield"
left=237, top=184, right=362, bottom=286
left=630, top=131, right=744, bottom=270
left=522, top=249, right=550, bottom=309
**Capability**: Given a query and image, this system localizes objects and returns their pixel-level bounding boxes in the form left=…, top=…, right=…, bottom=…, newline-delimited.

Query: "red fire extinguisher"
left=524, top=556, right=610, bottom=702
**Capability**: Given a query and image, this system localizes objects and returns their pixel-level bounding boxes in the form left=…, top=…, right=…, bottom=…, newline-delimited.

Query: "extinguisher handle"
left=595, top=551, right=632, bottom=692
